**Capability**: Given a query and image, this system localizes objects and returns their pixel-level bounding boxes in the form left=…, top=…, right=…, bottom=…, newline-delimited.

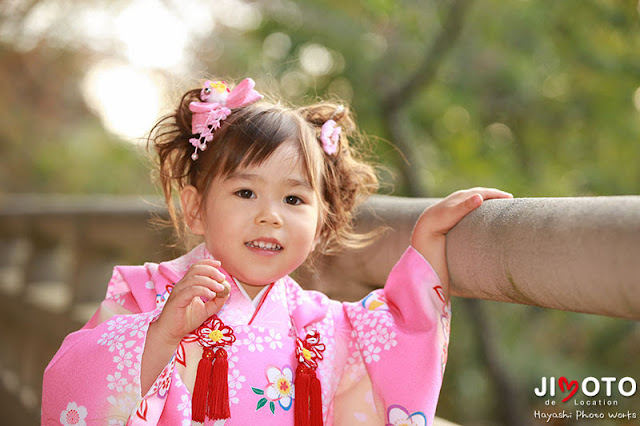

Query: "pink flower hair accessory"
left=320, top=105, right=344, bottom=155
left=188, top=78, right=263, bottom=160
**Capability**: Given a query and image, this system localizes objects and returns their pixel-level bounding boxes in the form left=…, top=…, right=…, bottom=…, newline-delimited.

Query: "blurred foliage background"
left=1, top=0, right=639, bottom=424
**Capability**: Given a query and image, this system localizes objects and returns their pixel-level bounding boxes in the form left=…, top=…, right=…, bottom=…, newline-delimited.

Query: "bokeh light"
left=82, top=61, right=162, bottom=141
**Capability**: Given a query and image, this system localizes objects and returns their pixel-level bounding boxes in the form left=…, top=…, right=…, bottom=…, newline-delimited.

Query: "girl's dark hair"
left=149, top=80, right=379, bottom=255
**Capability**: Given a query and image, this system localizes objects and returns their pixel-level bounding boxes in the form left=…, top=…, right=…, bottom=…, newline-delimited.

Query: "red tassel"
left=192, top=348, right=214, bottom=423
left=295, top=364, right=311, bottom=425
left=208, top=348, right=231, bottom=420
left=310, top=375, right=323, bottom=426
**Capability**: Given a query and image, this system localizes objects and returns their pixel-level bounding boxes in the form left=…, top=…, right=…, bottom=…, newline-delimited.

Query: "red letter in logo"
left=558, top=377, right=578, bottom=402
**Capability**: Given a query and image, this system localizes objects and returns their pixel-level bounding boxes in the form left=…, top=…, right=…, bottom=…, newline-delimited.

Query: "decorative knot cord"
left=294, top=330, right=325, bottom=426
left=187, top=315, right=236, bottom=422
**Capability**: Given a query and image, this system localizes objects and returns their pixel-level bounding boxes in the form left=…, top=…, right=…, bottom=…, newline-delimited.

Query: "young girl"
left=42, top=78, right=511, bottom=425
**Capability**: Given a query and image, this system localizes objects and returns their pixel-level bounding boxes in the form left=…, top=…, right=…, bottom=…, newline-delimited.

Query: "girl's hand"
left=411, top=188, right=513, bottom=299
left=141, top=259, right=229, bottom=394
left=153, top=259, right=230, bottom=347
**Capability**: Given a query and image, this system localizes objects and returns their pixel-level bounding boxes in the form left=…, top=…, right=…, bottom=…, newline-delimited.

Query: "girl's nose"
left=255, top=201, right=283, bottom=227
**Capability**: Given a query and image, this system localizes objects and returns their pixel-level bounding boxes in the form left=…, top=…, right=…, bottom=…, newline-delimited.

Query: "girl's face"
left=183, top=141, right=321, bottom=295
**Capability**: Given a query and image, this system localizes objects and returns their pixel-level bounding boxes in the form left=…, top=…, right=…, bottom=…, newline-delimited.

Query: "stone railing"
left=0, top=194, right=176, bottom=426
left=1, top=193, right=638, bottom=425
left=308, top=195, right=640, bottom=320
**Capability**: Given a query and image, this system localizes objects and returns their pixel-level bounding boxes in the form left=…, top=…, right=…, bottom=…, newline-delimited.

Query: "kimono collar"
left=155, top=243, right=215, bottom=284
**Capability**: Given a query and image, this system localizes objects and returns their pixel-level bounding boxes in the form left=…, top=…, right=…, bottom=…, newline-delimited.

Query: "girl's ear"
left=180, top=185, right=205, bottom=235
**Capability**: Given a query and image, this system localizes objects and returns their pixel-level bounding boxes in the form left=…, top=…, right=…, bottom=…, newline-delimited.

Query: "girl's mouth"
left=245, top=240, right=283, bottom=251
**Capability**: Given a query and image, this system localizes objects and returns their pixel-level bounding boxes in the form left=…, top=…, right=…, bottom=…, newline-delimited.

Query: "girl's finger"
left=193, top=258, right=222, bottom=267
left=203, top=296, right=228, bottom=317
left=188, top=263, right=226, bottom=283
left=463, top=187, right=513, bottom=200
left=464, top=193, right=483, bottom=210
left=171, top=274, right=226, bottom=294
left=171, top=286, right=218, bottom=308
left=189, top=275, right=226, bottom=293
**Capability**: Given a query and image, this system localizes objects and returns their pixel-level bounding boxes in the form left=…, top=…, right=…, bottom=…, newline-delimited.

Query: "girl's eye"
left=284, top=195, right=302, bottom=205
left=236, top=189, right=254, bottom=199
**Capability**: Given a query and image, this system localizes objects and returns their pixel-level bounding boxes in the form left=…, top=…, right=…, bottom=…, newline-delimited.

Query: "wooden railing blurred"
left=0, top=194, right=177, bottom=425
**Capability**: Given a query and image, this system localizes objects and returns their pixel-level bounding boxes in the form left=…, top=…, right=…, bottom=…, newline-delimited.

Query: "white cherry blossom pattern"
left=268, top=279, right=289, bottom=310
left=228, top=368, right=246, bottom=391
left=108, top=394, right=137, bottom=415
left=177, top=394, right=191, bottom=418
left=106, top=372, right=130, bottom=393
left=99, top=310, right=158, bottom=421
left=345, top=294, right=398, bottom=365
left=112, top=293, right=127, bottom=307
left=113, top=347, right=134, bottom=371
left=60, top=401, right=88, bottom=426
left=97, top=331, right=126, bottom=353
left=362, top=344, right=381, bottom=363
left=242, top=331, right=265, bottom=353
left=131, top=345, right=143, bottom=385
left=106, top=316, right=129, bottom=332
left=229, top=388, right=240, bottom=405
left=263, top=328, right=283, bottom=350
left=226, top=344, right=241, bottom=370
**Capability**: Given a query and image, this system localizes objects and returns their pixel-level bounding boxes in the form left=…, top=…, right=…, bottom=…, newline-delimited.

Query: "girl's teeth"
left=247, top=241, right=281, bottom=250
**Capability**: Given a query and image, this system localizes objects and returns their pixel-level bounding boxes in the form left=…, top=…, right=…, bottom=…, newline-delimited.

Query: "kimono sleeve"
left=41, top=266, right=163, bottom=426
left=334, top=246, right=451, bottom=425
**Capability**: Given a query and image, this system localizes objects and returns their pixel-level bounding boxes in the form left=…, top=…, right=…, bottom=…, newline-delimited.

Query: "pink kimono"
left=42, top=244, right=450, bottom=425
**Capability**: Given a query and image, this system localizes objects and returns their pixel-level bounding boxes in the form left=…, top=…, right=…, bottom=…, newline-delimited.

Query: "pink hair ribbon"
left=188, top=78, right=263, bottom=160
